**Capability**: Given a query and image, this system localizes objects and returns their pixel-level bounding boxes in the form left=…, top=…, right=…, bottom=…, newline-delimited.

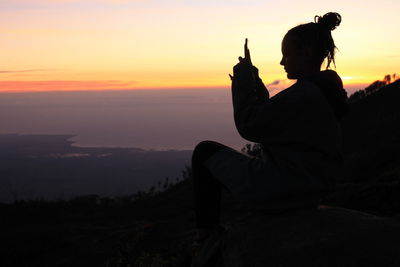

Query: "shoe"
left=190, top=225, right=228, bottom=267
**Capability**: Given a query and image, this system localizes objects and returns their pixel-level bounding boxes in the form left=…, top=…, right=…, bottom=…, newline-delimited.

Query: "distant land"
left=0, top=133, right=192, bottom=203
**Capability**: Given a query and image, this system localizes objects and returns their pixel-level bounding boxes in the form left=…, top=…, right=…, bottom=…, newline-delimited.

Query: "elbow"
left=236, top=125, right=262, bottom=143
left=234, top=110, right=265, bottom=143
left=234, top=114, right=262, bottom=143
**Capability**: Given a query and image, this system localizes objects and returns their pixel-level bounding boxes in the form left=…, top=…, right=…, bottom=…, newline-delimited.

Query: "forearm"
left=232, top=63, right=268, bottom=103
left=254, top=77, right=269, bottom=101
left=230, top=60, right=274, bottom=142
left=231, top=76, right=259, bottom=113
left=231, top=76, right=272, bottom=142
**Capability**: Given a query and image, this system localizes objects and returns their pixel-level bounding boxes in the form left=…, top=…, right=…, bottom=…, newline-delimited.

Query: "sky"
left=0, top=0, right=399, bottom=94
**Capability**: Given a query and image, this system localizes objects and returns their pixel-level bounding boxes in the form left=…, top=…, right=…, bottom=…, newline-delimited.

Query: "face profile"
left=280, top=35, right=318, bottom=80
left=280, top=35, right=299, bottom=79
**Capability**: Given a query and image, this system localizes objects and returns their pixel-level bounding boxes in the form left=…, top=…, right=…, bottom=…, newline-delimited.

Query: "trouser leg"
left=192, top=140, right=227, bottom=229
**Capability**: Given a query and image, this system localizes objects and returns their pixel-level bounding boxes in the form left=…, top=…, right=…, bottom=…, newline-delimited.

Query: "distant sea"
left=0, top=89, right=249, bottom=151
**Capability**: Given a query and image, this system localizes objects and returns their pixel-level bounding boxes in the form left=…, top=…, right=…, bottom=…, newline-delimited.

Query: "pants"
left=192, top=140, right=235, bottom=229
left=192, top=141, right=328, bottom=229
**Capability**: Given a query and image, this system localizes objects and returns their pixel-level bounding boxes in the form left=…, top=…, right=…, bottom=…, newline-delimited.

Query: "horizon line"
left=0, top=81, right=371, bottom=94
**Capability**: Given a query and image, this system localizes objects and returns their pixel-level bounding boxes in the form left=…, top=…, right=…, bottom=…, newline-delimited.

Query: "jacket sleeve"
left=231, top=65, right=306, bottom=143
left=252, top=66, right=269, bottom=101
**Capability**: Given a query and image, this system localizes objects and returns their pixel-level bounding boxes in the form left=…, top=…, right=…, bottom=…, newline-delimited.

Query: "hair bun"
left=314, top=12, right=341, bottom=31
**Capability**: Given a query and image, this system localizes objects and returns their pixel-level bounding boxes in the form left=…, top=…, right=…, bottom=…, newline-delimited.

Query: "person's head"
left=280, top=12, right=342, bottom=79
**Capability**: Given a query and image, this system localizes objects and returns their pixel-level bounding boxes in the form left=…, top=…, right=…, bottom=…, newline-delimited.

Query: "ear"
left=303, top=45, right=315, bottom=59
left=303, top=45, right=314, bottom=57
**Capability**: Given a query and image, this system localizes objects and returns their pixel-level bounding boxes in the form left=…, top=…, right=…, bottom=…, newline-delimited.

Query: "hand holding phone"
left=238, top=38, right=252, bottom=66
left=244, top=38, right=252, bottom=65
left=230, top=38, right=257, bottom=81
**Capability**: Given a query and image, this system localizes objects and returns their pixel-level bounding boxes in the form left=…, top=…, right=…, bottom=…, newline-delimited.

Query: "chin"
left=286, top=73, right=298, bottom=80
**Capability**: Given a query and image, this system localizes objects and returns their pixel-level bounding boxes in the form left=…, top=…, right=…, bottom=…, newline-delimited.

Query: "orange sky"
left=0, top=0, right=399, bottom=94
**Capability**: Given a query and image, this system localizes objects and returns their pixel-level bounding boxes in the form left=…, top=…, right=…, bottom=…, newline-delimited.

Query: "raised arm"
left=231, top=64, right=274, bottom=143
left=229, top=39, right=273, bottom=142
left=231, top=72, right=306, bottom=143
left=230, top=38, right=269, bottom=102
left=230, top=39, right=307, bottom=143
left=252, top=66, right=270, bottom=101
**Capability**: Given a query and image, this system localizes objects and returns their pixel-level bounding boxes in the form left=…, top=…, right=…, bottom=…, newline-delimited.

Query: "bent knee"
left=196, top=140, right=223, bottom=148
left=192, top=140, right=225, bottom=164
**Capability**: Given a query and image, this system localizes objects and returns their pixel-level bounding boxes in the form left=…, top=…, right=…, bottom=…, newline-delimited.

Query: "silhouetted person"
left=190, top=12, right=348, bottom=265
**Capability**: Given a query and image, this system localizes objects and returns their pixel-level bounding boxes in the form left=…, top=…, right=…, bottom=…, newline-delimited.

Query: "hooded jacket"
left=231, top=65, right=348, bottom=188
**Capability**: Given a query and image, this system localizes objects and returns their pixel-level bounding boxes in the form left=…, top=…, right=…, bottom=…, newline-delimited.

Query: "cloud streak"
left=0, top=0, right=147, bottom=8
left=0, top=69, right=51, bottom=74
left=0, top=80, right=136, bottom=92
left=264, top=79, right=296, bottom=96
left=267, top=79, right=283, bottom=86
left=0, top=0, right=145, bottom=4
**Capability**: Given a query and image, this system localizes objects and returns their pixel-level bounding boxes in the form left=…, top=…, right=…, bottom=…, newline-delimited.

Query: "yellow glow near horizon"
left=0, top=0, right=399, bottom=93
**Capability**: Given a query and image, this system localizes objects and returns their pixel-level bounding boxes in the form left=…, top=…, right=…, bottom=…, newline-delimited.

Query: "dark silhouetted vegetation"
left=240, top=142, right=263, bottom=158
left=348, top=73, right=399, bottom=103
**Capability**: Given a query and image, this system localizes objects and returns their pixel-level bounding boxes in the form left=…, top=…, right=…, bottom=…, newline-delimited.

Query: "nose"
left=280, top=56, right=285, bottom=66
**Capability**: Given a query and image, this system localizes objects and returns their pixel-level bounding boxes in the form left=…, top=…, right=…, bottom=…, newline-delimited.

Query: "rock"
left=221, top=205, right=400, bottom=267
